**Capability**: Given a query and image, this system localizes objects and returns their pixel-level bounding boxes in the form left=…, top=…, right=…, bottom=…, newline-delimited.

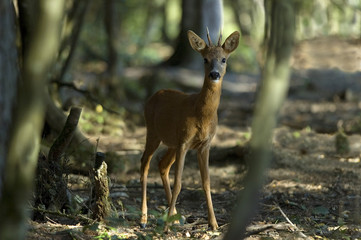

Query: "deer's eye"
left=221, top=58, right=226, bottom=63
left=204, top=58, right=208, bottom=64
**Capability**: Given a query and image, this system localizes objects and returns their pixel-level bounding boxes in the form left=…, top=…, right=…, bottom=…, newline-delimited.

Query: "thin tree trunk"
left=224, top=1, right=295, bottom=239
left=0, top=1, right=65, bottom=239
left=103, top=0, right=125, bottom=100
left=104, top=0, right=118, bottom=80
left=56, top=0, right=89, bottom=83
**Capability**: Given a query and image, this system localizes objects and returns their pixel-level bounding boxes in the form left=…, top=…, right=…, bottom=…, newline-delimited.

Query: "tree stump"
left=92, top=152, right=111, bottom=221
left=48, top=106, right=82, bottom=167
left=35, top=107, right=82, bottom=213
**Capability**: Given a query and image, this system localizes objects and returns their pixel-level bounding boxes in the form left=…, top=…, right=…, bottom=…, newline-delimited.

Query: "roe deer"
left=140, top=29, right=240, bottom=230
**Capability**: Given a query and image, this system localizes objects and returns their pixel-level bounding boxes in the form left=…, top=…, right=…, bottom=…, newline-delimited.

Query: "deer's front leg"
left=167, top=146, right=187, bottom=227
left=197, top=146, right=218, bottom=230
left=159, top=148, right=177, bottom=207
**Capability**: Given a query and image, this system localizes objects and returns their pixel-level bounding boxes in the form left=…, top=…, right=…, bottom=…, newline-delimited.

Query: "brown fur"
left=140, top=30, right=240, bottom=230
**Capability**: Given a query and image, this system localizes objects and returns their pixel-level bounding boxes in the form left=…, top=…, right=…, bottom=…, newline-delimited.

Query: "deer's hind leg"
left=158, top=148, right=177, bottom=211
left=140, top=133, right=161, bottom=228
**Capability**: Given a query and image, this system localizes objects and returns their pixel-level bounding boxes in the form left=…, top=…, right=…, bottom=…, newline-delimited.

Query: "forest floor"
left=27, top=36, right=361, bottom=239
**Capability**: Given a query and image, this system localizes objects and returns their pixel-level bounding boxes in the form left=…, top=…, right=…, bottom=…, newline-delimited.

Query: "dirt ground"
left=28, top=37, right=361, bottom=239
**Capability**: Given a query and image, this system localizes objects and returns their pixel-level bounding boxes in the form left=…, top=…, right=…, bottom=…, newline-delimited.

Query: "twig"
left=186, top=219, right=203, bottom=229
left=114, top=184, right=164, bottom=189
left=45, top=215, right=58, bottom=224
left=276, top=204, right=308, bottom=238
left=246, top=222, right=288, bottom=236
left=31, top=207, right=96, bottom=224
left=66, top=188, right=93, bottom=215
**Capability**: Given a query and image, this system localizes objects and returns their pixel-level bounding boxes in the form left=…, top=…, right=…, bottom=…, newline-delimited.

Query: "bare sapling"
left=139, top=29, right=240, bottom=230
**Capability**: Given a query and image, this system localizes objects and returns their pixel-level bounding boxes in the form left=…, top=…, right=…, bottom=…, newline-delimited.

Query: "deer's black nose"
left=209, top=71, right=220, bottom=80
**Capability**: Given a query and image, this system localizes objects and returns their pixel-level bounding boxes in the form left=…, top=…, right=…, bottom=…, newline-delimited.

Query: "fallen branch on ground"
left=246, top=222, right=293, bottom=236
left=31, top=207, right=95, bottom=224
left=276, top=204, right=308, bottom=239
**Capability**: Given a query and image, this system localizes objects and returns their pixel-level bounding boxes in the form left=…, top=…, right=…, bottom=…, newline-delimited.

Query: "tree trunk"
left=103, top=0, right=125, bottom=101
left=229, top=0, right=265, bottom=50
left=0, top=0, right=19, bottom=196
left=104, top=0, right=119, bottom=81
left=35, top=107, right=82, bottom=213
left=163, top=0, right=223, bottom=69
left=224, top=1, right=295, bottom=238
left=201, top=0, right=223, bottom=42
left=250, top=0, right=265, bottom=50
left=17, top=0, right=39, bottom=57
left=0, top=1, right=65, bottom=239
left=56, top=0, right=89, bottom=84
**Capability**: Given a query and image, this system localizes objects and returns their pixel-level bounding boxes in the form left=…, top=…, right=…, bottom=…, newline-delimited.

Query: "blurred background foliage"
left=72, top=0, right=361, bottom=69
left=48, top=0, right=361, bottom=139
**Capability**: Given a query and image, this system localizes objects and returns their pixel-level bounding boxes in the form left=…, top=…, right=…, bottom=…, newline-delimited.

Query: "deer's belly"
left=159, top=124, right=216, bottom=150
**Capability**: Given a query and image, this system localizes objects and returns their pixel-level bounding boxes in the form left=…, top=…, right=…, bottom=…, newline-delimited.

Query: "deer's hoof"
left=209, top=222, right=219, bottom=230
left=139, top=223, right=147, bottom=229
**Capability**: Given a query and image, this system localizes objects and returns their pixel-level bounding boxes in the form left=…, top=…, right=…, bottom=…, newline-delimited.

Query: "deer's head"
left=187, top=29, right=240, bottom=83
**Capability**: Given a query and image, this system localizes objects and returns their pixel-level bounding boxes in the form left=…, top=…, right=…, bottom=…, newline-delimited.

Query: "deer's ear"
left=222, top=31, right=240, bottom=53
left=188, top=30, right=207, bottom=52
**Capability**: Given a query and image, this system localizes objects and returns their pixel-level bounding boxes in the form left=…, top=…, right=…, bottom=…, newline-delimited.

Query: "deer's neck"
left=195, top=78, right=222, bottom=119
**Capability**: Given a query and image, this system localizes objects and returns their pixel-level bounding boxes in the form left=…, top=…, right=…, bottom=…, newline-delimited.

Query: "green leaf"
left=293, top=131, right=301, bottom=138
left=167, top=213, right=181, bottom=223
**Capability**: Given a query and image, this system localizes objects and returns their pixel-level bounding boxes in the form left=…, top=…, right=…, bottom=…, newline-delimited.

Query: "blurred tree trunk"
left=0, top=1, right=65, bottom=239
left=19, top=0, right=93, bottom=161
left=17, top=0, right=38, bottom=57
left=43, top=0, right=94, bottom=166
left=202, top=0, right=223, bottom=41
left=163, top=0, right=200, bottom=68
left=229, top=0, right=250, bottom=36
left=163, top=0, right=223, bottom=69
left=229, top=0, right=265, bottom=49
left=56, top=0, right=89, bottom=83
left=250, top=0, right=265, bottom=49
left=104, top=0, right=119, bottom=80
left=103, top=0, right=124, bottom=100
left=160, top=0, right=170, bottom=43
left=224, top=0, right=295, bottom=239
left=0, top=0, right=19, bottom=197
